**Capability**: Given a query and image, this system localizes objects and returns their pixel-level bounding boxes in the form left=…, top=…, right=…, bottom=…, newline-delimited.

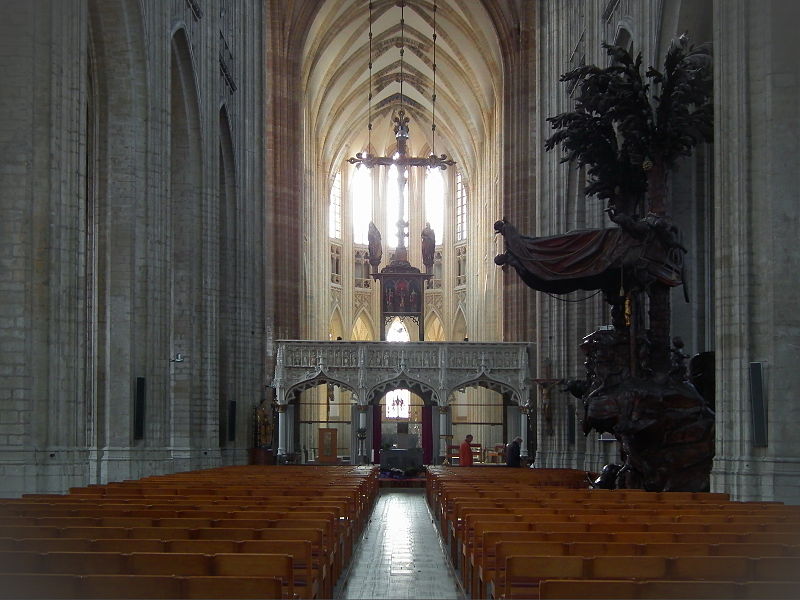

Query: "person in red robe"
left=459, top=434, right=474, bottom=466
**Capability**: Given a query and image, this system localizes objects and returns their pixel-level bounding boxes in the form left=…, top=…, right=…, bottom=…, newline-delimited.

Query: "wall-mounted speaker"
left=134, top=377, right=146, bottom=440
left=749, top=362, right=768, bottom=447
left=227, top=400, right=237, bottom=442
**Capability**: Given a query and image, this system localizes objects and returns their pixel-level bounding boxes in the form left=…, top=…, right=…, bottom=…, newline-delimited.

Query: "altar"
left=380, top=448, right=423, bottom=471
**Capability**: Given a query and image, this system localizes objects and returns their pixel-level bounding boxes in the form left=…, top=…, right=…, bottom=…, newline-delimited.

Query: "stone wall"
left=0, top=0, right=266, bottom=497
left=712, top=0, right=800, bottom=502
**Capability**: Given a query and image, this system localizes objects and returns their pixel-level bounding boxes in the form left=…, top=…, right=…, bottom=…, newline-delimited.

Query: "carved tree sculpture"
left=496, top=38, right=714, bottom=492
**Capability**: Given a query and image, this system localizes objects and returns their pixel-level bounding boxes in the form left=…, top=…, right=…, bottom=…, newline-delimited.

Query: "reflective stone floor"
left=335, top=488, right=465, bottom=599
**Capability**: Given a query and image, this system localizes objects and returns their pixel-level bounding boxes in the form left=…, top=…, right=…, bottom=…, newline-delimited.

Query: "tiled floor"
left=336, top=488, right=465, bottom=599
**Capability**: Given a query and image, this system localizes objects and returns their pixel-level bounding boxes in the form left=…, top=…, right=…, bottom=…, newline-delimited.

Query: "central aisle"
left=336, top=488, right=464, bottom=599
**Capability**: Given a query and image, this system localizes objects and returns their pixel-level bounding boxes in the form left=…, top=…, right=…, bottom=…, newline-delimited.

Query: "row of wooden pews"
left=426, top=466, right=800, bottom=599
left=0, top=465, right=378, bottom=599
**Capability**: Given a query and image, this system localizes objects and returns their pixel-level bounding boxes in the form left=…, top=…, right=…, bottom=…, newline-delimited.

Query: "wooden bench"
left=0, top=550, right=295, bottom=598
left=499, top=554, right=800, bottom=599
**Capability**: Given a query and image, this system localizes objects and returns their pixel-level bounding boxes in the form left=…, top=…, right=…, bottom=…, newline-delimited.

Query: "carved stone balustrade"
left=272, top=340, right=534, bottom=407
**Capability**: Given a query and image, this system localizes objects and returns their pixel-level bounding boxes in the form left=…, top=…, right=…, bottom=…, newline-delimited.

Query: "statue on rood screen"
left=368, top=221, right=383, bottom=272
left=421, top=222, right=435, bottom=273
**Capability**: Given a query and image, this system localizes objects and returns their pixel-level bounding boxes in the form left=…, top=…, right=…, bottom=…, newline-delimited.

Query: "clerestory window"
left=329, top=170, right=342, bottom=239
left=352, top=164, right=372, bottom=245
left=425, top=167, right=444, bottom=242
left=455, top=170, right=467, bottom=242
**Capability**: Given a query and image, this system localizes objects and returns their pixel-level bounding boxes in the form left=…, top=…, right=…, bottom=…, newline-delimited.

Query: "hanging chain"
left=368, top=1, right=373, bottom=154
left=399, top=1, right=405, bottom=109
left=431, top=0, right=437, bottom=157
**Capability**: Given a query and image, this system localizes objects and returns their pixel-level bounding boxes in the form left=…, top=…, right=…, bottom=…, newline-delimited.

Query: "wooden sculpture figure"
left=368, top=221, right=383, bottom=272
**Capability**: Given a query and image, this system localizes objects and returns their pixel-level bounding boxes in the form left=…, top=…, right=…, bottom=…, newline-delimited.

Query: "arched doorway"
left=371, top=318, right=436, bottom=466
left=449, top=385, right=514, bottom=465
left=295, top=381, right=355, bottom=464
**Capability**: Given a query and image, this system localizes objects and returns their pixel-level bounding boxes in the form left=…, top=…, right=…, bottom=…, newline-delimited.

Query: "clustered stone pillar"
left=357, top=404, right=369, bottom=465
left=519, top=405, right=530, bottom=461
left=438, top=405, right=451, bottom=465
left=276, top=404, right=287, bottom=457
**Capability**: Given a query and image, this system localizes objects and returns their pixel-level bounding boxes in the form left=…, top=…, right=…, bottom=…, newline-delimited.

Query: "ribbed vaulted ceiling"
left=302, top=0, right=502, bottom=179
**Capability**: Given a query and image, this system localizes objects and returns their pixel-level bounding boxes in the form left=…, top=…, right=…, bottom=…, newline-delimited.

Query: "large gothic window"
left=425, top=167, right=444, bottom=240
left=386, top=164, right=409, bottom=248
left=352, top=165, right=372, bottom=244
left=329, top=170, right=342, bottom=239
left=385, top=318, right=410, bottom=419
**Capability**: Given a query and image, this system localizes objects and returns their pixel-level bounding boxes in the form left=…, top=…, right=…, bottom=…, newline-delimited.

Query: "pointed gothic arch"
left=218, top=104, right=238, bottom=448
left=87, top=0, right=149, bottom=459
left=452, top=307, right=467, bottom=341
left=329, top=307, right=345, bottom=340
left=351, top=310, right=375, bottom=341
left=170, top=27, right=204, bottom=449
left=425, top=311, right=446, bottom=342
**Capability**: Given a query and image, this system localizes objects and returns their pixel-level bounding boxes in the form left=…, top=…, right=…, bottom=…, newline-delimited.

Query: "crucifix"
left=348, top=109, right=454, bottom=263
left=347, top=110, right=455, bottom=340
left=348, top=0, right=454, bottom=340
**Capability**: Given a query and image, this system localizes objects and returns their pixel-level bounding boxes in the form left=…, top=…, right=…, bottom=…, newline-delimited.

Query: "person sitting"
left=506, top=436, right=523, bottom=467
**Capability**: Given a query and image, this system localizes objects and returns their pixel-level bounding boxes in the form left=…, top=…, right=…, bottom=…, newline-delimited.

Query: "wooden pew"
left=500, top=554, right=800, bottom=599
left=180, top=575, right=283, bottom=599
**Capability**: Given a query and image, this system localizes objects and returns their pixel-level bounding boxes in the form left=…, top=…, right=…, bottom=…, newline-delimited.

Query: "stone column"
left=519, top=405, right=530, bottom=460
left=0, top=1, right=89, bottom=496
left=276, top=405, right=288, bottom=457
left=356, top=404, right=368, bottom=465
left=438, top=406, right=451, bottom=465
